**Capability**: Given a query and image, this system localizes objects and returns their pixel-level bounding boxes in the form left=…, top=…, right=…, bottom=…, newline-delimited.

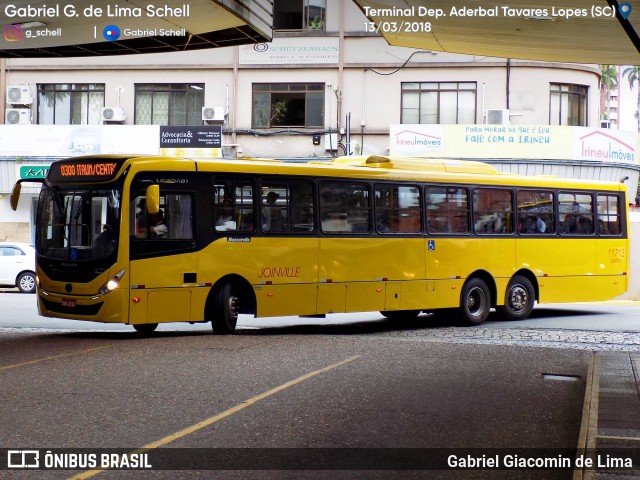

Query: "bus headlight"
left=99, top=269, right=126, bottom=295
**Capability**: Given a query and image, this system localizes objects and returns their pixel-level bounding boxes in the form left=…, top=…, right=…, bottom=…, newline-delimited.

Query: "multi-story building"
left=1, top=0, right=638, bottom=242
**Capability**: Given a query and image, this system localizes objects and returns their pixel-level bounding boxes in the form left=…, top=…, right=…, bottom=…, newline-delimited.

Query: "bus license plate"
left=62, top=298, right=76, bottom=308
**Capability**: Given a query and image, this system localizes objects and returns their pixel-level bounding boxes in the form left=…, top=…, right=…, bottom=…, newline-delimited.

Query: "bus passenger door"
left=128, top=190, right=198, bottom=325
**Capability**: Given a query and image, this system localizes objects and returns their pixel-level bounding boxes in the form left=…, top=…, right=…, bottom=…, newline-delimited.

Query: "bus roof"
left=194, top=155, right=626, bottom=192
left=48, top=154, right=627, bottom=193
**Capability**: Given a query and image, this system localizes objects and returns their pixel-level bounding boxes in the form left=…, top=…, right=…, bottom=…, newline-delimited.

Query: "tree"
left=600, top=65, right=619, bottom=124
left=623, top=65, right=640, bottom=132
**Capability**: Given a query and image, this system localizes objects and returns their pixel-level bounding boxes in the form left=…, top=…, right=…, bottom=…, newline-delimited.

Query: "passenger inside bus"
left=262, top=191, right=285, bottom=232
left=215, top=196, right=236, bottom=231
left=149, top=210, right=167, bottom=238
left=135, top=198, right=148, bottom=238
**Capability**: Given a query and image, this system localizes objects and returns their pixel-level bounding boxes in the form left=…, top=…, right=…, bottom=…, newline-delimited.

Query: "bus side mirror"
left=146, top=184, right=160, bottom=215
left=10, top=182, right=22, bottom=211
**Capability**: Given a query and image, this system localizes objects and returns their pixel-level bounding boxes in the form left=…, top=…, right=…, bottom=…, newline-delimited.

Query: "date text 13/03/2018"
left=364, top=21, right=432, bottom=33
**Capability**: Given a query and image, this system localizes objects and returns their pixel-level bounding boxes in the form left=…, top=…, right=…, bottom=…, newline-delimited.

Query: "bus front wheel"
left=211, top=283, right=239, bottom=335
left=501, top=276, right=535, bottom=321
left=133, top=323, right=158, bottom=334
left=459, top=278, right=491, bottom=326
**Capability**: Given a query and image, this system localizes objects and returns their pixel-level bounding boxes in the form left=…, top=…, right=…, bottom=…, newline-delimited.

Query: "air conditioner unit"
left=486, top=109, right=510, bottom=125
left=5, top=108, right=31, bottom=125
left=6, top=85, right=33, bottom=105
left=202, top=106, right=225, bottom=122
left=101, top=106, right=126, bottom=123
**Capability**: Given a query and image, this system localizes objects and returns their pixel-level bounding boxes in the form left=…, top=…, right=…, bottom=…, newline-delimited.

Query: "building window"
left=550, top=83, right=588, bottom=126
left=252, top=83, right=324, bottom=128
left=274, top=0, right=326, bottom=31
left=135, top=84, right=204, bottom=126
left=37, top=84, right=104, bottom=125
left=401, top=82, right=476, bottom=124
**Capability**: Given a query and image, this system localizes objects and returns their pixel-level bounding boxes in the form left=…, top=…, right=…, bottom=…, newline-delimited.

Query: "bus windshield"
left=37, top=185, right=122, bottom=261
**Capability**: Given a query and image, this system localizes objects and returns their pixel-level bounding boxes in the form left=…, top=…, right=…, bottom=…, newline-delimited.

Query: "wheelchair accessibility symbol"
left=428, top=240, right=435, bottom=251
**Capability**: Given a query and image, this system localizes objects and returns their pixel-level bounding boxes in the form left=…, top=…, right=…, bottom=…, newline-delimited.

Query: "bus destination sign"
left=48, top=159, right=121, bottom=183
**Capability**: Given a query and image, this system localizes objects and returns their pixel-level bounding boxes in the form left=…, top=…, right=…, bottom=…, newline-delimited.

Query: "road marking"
left=67, top=354, right=361, bottom=479
left=0, top=346, right=110, bottom=372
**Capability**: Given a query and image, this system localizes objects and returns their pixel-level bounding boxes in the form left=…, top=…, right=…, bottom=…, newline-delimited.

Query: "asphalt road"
left=0, top=292, right=611, bottom=479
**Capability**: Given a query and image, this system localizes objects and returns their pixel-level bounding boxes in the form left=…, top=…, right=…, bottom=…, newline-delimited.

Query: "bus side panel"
left=426, top=237, right=515, bottom=305
left=202, top=237, right=319, bottom=318
left=317, top=283, right=347, bottom=313
left=129, top=252, right=197, bottom=324
left=595, top=238, right=629, bottom=277
left=538, top=276, right=625, bottom=303
left=320, top=237, right=426, bottom=313
left=319, top=238, right=426, bottom=282
left=346, top=282, right=385, bottom=312
left=520, top=238, right=596, bottom=278
left=256, top=284, right=319, bottom=317
left=540, top=237, right=629, bottom=303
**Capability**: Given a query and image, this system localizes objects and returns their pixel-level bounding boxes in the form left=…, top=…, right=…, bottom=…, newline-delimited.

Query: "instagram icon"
left=4, top=24, right=23, bottom=42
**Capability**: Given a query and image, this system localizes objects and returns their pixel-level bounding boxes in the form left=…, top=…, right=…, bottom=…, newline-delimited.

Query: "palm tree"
left=600, top=65, right=619, bottom=125
left=623, top=65, right=640, bottom=132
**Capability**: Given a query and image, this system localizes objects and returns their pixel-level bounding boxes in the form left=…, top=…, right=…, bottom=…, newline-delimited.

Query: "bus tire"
left=459, top=278, right=491, bottom=326
left=211, top=283, right=239, bottom=335
left=501, top=275, right=535, bottom=321
left=380, top=310, right=421, bottom=321
left=17, top=271, right=36, bottom=293
left=133, top=323, right=158, bottom=334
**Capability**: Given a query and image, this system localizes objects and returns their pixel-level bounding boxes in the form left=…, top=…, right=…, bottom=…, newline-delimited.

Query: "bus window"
left=261, top=181, right=315, bottom=233
left=320, top=182, right=370, bottom=233
left=473, top=189, right=513, bottom=234
left=132, top=192, right=193, bottom=240
left=517, top=190, right=554, bottom=235
left=597, top=194, right=621, bottom=235
left=374, top=184, right=421, bottom=233
left=559, top=192, right=593, bottom=235
left=214, top=179, right=254, bottom=233
left=426, top=187, right=469, bottom=234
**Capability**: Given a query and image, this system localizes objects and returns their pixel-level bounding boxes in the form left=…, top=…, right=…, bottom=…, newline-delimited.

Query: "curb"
left=573, top=353, right=598, bottom=480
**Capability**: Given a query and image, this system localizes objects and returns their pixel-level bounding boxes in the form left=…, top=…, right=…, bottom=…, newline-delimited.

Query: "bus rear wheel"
left=501, top=275, right=535, bottom=321
left=459, top=278, right=491, bottom=326
left=211, top=283, right=239, bottom=335
left=133, top=323, right=158, bottom=334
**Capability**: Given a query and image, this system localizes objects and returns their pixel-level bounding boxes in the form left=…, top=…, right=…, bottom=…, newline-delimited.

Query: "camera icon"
left=3, top=24, right=23, bottom=42
left=7, top=450, right=40, bottom=468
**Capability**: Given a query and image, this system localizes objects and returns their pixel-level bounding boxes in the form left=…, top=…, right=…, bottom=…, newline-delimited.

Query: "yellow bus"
left=11, top=154, right=629, bottom=334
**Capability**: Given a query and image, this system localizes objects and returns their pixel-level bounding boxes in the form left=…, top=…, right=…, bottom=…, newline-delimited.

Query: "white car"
left=0, top=242, right=36, bottom=293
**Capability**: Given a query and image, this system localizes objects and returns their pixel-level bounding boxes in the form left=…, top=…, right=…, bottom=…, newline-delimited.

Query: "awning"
left=353, top=0, right=640, bottom=64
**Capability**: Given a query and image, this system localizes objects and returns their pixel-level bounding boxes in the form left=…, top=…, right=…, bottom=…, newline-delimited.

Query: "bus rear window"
left=597, top=194, right=621, bottom=235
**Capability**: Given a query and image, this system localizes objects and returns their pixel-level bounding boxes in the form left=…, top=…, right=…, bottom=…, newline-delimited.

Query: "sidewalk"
left=575, top=352, right=640, bottom=479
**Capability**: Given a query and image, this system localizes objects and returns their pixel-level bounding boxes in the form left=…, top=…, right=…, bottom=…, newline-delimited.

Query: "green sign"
left=19, top=165, right=50, bottom=180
